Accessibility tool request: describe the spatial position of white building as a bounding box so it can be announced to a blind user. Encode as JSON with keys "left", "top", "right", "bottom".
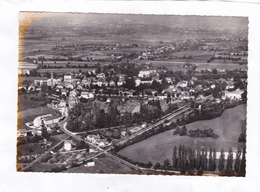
{"left": 33, "top": 114, "right": 59, "bottom": 128}
{"left": 222, "top": 90, "right": 244, "bottom": 100}
{"left": 96, "top": 73, "right": 105, "bottom": 79}
{"left": 80, "top": 92, "right": 95, "bottom": 99}
{"left": 84, "top": 161, "right": 95, "bottom": 167}
{"left": 64, "top": 140, "right": 73, "bottom": 151}
{"left": 138, "top": 69, "right": 157, "bottom": 78}
{"left": 86, "top": 134, "right": 100, "bottom": 143}
{"left": 64, "top": 73, "right": 73, "bottom": 83}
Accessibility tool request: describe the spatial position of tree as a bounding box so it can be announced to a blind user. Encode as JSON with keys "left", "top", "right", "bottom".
{"left": 177, "top": 145, "right": 182, "bottom": 170}
{"left": 212, "top": 148, "right": 217, "bottom": 172}
{"left": 226, "top": 148, "right": 234, "bottom": 175}
{"left": 218, "top": 148, "right": 225, "bottom": 173}
{"left": 41, "top": 121, "right": 50, "bottom": 139}
{"left": 179, "top": 126, "right": 187, "bottom": 136}
{"left": 238, "top": 133, "right": 246, "bottom": 143}
{"left": 241, "top": 91, "right": 247, "bottom": 101}
{"left": 147, "top": 162, "right": 153, "bottom": 168}
{"left": 172, "top": 146, "right": 178, "bottom": 169}
{"left": 154, "top": 162, "right": 161, "bottom": 169}
{"left": 180, "top": 145, "right": 187, "bottom": 174}
{"left": 201, "top": 148, "right": 207, "bottom": 171}
{"left": 125, "top": 78, "right": 135, "bottom": 90}
{"left": 76, "top": 140, "right": 89, "bottom": 150}
{"left": 240, "top": 147, "right": 246, "bottom": 176}
{"left": 208, "top": 147, "right": 213, "bottom": 171}
{"left": 234, "top": 147, "right": 241, "bottom": 174}
{"left": 163, "top": 159, "right": 170, "bottom": 169}
{"left": 173, "top": 126, "right": 181, "bottom": 135}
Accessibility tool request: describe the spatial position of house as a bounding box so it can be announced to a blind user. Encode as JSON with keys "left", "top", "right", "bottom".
{"left": 64, "top": 73, "right": 73, "bottom": 83}
{"left": 96, "top": 73, "right": 105, "bottom": 79}
{"left": 117, "top": 80, "right": 125, "bottom": 87}
{"left": 226, "top": 81, "right": 235, "bottom": 90}
{"left": 135, "top": 78, "right": 153, "bottom": 87}
{"left": 195, "top": 84, "right": 203, "bottom": 91}
{"left": 18, "top": 69, "right": 30, "bottom": 75}
{"left": 177, "top": 81, "right": 188, "bottom": 88}
{"left": 121, "top": 131, "right": 127, "bottom": 137}
{"left": 64, "top": 140, "right": 74, "bottom": 151}
{"left": 191, "top": 76, "right": 198, "bottom": 81}
{"left": 135, "top": 78, "right": 141, "bottom": 87}
{"left": 147, "top": 95, "right": 155, "bottom": 101}
{"left": 61, "top": 89, "right": 67, "bottom": 96}
{"left": 80, "top": 91, "right": 95, "bottom": 99}
{"left": 47, "top": 78, "right": 60, "bottom": 87}
{"left": 109, "top": 80, "right": 116, "bottom": 87}
{"left": 211, "top": 84, "right": 216, "bottom": 89}
{"left": 65, "top": 83, "right": 74, "bottom": 89}
{"left": 179, "top": 91, "right": 190, "bottom": 100}
{"left": 165, "top": 77, "right": 173, "bottom": 84}
{"left": 56, "top": 84, "right": 64, "bottom": 89}
{"left": 34, "top": 79, "right": 47, "bottom": 86}
{"left": 97, "top": 78, "right": 108, "bottom": 87}
{"left": 84, "top": 161, "right": 95, "bottom": 167}
{"left": 89, "top": 148, "right": 97, "bottom": 153}
{"left": 222, "top": 89, "right": 244, "bottom": 100}
{"left": 125, "top": 89, "right": 136, "bottom": 98}
{"left": 59, "top": 99, "right": 66, "bottom": 107}
{"left": 77, "top": 84, "right": 83, "bottom": 90}
{"left": 86, "top": 134, "right": 100, "bottom": 143}
{"left": 157, "top": 94, "right": 167, "bottom": 100}
{"left": 116, "top": 74, "right": 127, "bottom": 81}
{"left": 138, "top": 69, "right": 157, "bottom": 78}
{"left": 81, "top": 77, "right": 93, "bottom": 87}
{"left": 27, "top": 85, "right": 36, "bottom": 92}
{"left": 106, "top": 98, "right": 111, "bottom": 103}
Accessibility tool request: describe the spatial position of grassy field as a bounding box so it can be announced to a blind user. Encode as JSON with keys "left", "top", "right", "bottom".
{"left": 38, "top": 67, "right": 97, "bottom": 73}
{"left": 138, "top": 59, "right": 247, "bottom": 71}
{"left": 118, "top": 104, "right": 246, "bottom": 165}
{"left": 18, "top": 94, "right": 45, "bottom": 111}
{"left": 195, "top": 62, "right": 248, "bottom": 71}
{"left": 63, "top": 156, "right": 135, "bottom": 174}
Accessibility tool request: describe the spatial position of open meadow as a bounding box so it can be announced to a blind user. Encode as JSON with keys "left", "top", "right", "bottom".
{"left": 118, "top": 104, "right": 246, "bottom": 165}
{"left": 63, "top": 156, "right": 136, "bottom": 174}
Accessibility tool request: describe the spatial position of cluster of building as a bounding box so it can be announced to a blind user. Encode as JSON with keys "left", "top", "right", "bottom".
{"left": 85, "top": 134, "right": 111, "bottom": 148}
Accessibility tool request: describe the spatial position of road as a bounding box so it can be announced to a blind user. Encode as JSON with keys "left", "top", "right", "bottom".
{"left": 60, "top": 122, "right": 141, "bottom": 170}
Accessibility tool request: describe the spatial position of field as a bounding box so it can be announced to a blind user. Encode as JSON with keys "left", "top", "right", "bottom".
{"left": 63, "top": 156, "right": 136, "bottom": 174}
{"left": 118, "top": 104, "right": 246, "bottom": 165}
{"left": 137, "top": 59, "right": 247, "bottom": 72}
{"left": 38, "top": 67, "right": 97, "bottom": 73}
{"left": 195, "top": 62, "right": 248, "bottom": 71}
{"left": 18, "top": 94, "right": 45, "bottom": 111}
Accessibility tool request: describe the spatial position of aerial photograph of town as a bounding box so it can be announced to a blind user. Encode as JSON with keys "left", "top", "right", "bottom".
{"left": 17, "top": 12, "right": 248, "bottom": 176}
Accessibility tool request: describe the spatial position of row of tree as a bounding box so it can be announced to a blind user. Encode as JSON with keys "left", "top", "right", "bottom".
{"left": 164, "top": 146, "right": 245, "bottom": 176}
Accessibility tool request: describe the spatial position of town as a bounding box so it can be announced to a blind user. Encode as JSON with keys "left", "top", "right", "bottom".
{"left": 17, "top": 13, "right": 247, "bottom": 176}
